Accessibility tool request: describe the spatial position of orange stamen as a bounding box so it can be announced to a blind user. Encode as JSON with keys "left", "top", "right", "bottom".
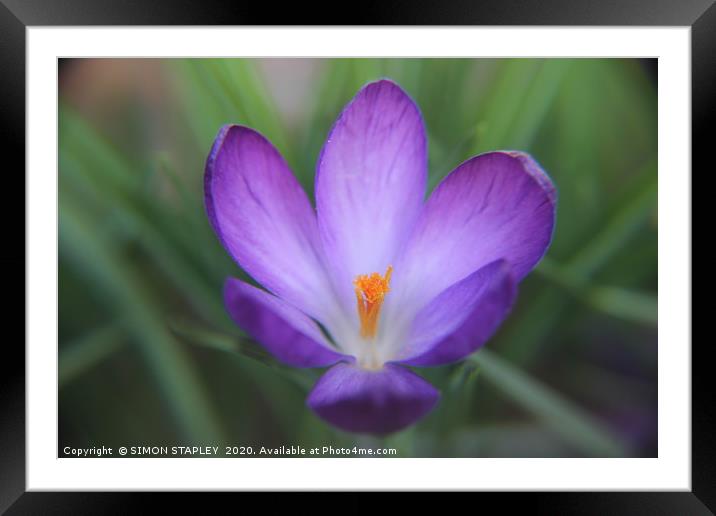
{"left": 353, "top": 266, "right": 393, "bottom": 339}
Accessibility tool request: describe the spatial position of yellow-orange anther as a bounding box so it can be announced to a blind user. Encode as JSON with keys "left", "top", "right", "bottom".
{"left": 353, "top": 266, "right": 393, "bottom": 339}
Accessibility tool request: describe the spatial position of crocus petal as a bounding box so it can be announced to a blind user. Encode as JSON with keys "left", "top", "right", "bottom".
{"left": 396, "top": 260, "right": 517, "bottom": 366}
{"left": 315, "top": 79, "right": 427, "bottom": 314}
{"left": 206, "top": 125, "right": 334, "bottom": 321}
{"left": 307, "top": 362, "right": 439, "bottom": 434}
{"left": 224, "top": 278, "right": 348, "bottom": 368}
{"left": 395, "top": 151, "right": 556, "bottom": 310}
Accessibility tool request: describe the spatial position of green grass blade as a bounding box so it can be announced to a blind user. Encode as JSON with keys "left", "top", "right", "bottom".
{"left": 588, "top": 287, "right": 658, "bottom": 326}
{"left": 60, "top": 108, "right": 228, "bottom": 322}
{"left": 470, "top": 349, "right": 627, "bottom": 457}
{"left": 60, "top": 198, "right": 226, "bottom": 444}
{"left": 170, "top": 321, "right": 315, "bottom": 392}
{"left": 471, "top": 59, "right": 543, "bottom": 153}
{"left": 500, "top": 164, "right": 657, "bottom": 363}
{"left": 535, "top": 258, "right": 657, "bottom": 326}
{"left": 568, "top": 161, "right": 657, "bottom": 277}
{"left": 59, "top": 325, "right": 125, "bottom": 388}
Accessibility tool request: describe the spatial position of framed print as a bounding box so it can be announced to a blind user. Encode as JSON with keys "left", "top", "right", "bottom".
{"left": 2, "top": 0, "right": 710, "bottom": 511}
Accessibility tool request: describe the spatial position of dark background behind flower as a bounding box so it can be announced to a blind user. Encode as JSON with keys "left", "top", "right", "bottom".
{"left": 58, "top": 58, "right": 657, "bottom": 457}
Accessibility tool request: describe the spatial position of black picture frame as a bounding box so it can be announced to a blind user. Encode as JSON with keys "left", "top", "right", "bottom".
{"left": 2, "top": 0, "right": 708, "bottom": 512}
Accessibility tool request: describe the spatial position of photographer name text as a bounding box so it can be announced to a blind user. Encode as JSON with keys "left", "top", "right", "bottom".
{"left": 62, "top": 445, "right": 397, "bottom": 457}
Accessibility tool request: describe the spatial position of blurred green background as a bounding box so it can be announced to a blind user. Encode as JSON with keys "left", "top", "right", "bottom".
{"left": 58, "top": 58, "right": 657, "bottom": 457}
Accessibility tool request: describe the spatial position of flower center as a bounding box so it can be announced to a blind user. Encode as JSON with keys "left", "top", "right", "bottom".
{"left": 353, "top": 266, "right": 393, "bottom": 340}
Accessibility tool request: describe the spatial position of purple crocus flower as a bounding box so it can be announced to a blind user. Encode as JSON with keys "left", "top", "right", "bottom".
{"left": 205, "top": 79, "right": 556, "bottom": 434}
